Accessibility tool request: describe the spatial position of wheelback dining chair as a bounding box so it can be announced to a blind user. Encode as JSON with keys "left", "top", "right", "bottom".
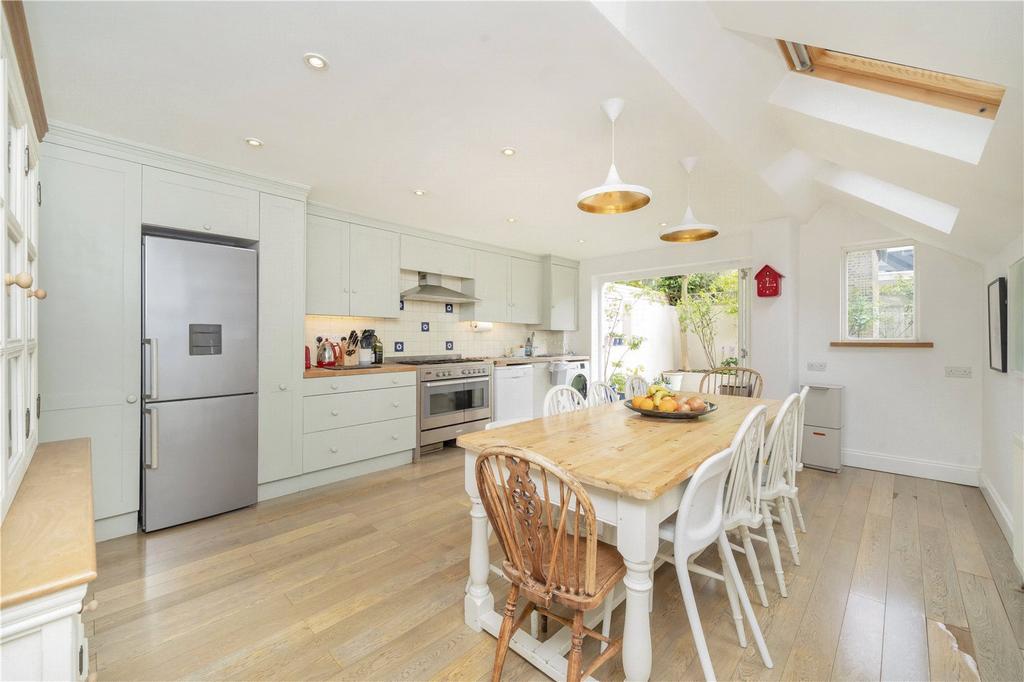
{"left": 790, "top": 385, "right": 811, "bottom": 533}
{"left": 699, "top": 367, "right": 764, "bottom": 399}
{"left": 658, "top": 445, "right": 773, "bottom": 681}
{"left": 588, "top": 381, "right": 619, "bottom": 406}
{"left": 623, "top": 375, "right": 649, "bottom": 400}
{"left": 759, "top": 393, "right": 803, "bottom": 569}
{"left": 543, "top": 384, "right": 587, "bottom": 416}
{"left": 476, "top": 446, "right": 625, "bottom": 682}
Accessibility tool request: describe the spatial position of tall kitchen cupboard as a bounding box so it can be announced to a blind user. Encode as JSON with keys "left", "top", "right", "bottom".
{"left": 537, "top": 257, "right": 578, "bottom": 331}
{"left": 257, "top": 194, "right": 305, "bottom": 484}
{"left": 38, "top": 144, "right": 142, "bottom": 536}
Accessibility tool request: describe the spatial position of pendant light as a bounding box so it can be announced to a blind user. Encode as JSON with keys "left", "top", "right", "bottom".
{"left": 577, "top": 98, "right": 652, "bottom": 214}
{"left": 659, "top": 157, "right": 719, "bottom": 242}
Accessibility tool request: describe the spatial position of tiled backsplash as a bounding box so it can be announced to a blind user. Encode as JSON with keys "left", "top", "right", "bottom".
{"left": 305, "top": 271, "right": 566, "bottom": 359}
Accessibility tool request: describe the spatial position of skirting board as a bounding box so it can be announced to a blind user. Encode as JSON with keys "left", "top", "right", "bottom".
{"left": 979, "top": 473, "right": 1014, "bottom": 546}
{"left": 842, "top": 448, "right": 978, "bottom": 486}
{"left": 94, "top": 511, "right": 139, "bottom": 542}
{"left": 258, "top": 450, "right": 413, "bottom": 502}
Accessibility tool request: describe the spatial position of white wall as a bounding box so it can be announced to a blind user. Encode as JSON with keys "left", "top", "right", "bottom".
{"left": 799, "top": 204, "right": 984, "bottom": 484}
{"left": 979, "top": 233, "right": 1024, "bottom": 560}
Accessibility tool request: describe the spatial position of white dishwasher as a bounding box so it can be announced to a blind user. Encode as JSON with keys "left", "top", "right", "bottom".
{"left": 494, "top": 364, "right": 535, "bottom": 422}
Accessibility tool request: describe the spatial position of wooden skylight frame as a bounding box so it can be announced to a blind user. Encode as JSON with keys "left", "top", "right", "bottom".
{"left": 777, "top": 40, "right": 1005, "bottom": 119}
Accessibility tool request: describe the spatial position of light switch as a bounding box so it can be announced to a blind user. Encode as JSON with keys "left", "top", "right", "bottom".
{"left": 807, "top": 361, "right": 826, "bottom": 372}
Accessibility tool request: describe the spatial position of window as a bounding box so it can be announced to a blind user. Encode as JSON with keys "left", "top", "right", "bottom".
{"left": 777, "top": 40, "right": 1005, "bottom": 119}
{"left": 843, "top": 243, "right": 916, "bottom": 340}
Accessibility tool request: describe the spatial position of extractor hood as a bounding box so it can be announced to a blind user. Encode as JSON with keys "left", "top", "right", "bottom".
{"left": 400, "top": 272, "right": 480, "bottom": 304}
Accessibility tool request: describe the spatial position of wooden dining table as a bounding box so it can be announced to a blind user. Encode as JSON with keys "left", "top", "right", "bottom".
{"left": 457, "top": 393, "right": 780, "bottom": 682}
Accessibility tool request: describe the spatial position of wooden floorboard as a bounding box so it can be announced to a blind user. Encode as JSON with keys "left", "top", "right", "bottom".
{"left": 88, "top": 455, "right": 1023, "bottom": 681}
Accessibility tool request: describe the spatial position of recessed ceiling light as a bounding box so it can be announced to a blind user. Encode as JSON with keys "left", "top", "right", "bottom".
{"left": 244, "top": 137, "right": 264, "bottom": 148}
{"left": 501, "top": 147, "right": 516, "bottom": 157}
{"left": 413, "top": 189, "right": 426, "bottom": 196}
{"left": 506, "top": 217, "right": 517, "bottom": 223}
{"left": 303, "top": 53, "right": 329, "bottom": 70}
{"left": 659, "top": 222, "right": 668, "bottom": 227}
{"left": 577, "top": 239, "right": 585, "bottom": 244}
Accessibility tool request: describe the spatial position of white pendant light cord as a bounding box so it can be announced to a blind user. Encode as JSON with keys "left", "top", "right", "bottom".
{"left": 610, "top": 117, "right": 616, "bottom": 166}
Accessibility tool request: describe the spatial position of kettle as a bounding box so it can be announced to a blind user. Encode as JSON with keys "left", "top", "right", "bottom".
{"left": 315, "top": 336, "right": 336, "bottom": 367}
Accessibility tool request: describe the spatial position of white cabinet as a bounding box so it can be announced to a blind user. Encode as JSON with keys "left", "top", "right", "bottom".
{"left": 305, "top": 215, "right": 399, "bottom": 318}
{"left": 142, "top": 167, "right": 259, "bottom": 240}
{"left": 350, "top": 224, "right": 400, "bottom": 318}
{"left": 509, "top": 257, "right": 542, "bottom": 324}
{"left": 39, "top": 144, "right": 142, "bottom": 523}
{"left": 462, "top": 250, "right": 510, "bottom": 322}
{"left": 538, "top": 259, "right": 578, "bottom": 331}
{"left": 400, "top": 234, "right": 473, "bottom": 278}
{"left": 257, "top": 194, "right": 305, "bottom": 484}
{"left": 306, "top": 216, "right": 349, "bottom": 315}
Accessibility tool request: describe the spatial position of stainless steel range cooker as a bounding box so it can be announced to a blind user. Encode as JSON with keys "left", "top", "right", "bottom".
{"left": 395, "top": 355, "right": 492, "bottom": 456}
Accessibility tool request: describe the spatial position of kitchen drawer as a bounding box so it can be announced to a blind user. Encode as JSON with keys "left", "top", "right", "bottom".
{"left": 803, "top": 384, "right": 843, "bottom": 428}
{"left": 142, "top": 167, "right": 259, "bottom": 240}
{"left": 303, "top": 370, "right": 415, "bottom": 396}
{"left": 422, "top": 418, "right": 487, "bottom": 446}
{"left": 802, "top": 425, "right": 841, "bottom": 473}
{"left": 303, "top": 416, "right": 416, "bottom": 473}
{"left": 303, "top": 386, "right": 415, "bottom": 433}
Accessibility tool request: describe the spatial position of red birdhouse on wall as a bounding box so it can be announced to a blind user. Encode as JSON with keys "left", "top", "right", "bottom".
{"left": 755, "top": 265, "right": 783, "bottom": 297}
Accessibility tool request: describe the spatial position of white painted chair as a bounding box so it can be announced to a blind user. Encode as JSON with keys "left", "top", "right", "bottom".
{"left": 791, "top": 385, "right": 810, "bottom": 533}
{"left": 623, "top": 375, "right": 649, "bottom": 400}
{"left": 760, "top": 393, "right": 802, "bottom": 569}
{"left": 543, "top": 385, "right": 586, "bottom": 416}
{"left": 658, "top": 446, "right": 773, "bottom": 681}
{"left": 588, "top": 381, "right": 619, "bottom": 406}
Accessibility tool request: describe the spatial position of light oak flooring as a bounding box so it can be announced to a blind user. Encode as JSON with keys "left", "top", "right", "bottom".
{"left": 86, "top": 450, "right": 1024, "bottom": 681}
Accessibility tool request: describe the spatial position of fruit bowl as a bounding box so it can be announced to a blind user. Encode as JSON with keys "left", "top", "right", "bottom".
{"left": 624, "top": 400, "right": 718, "bottom": 420}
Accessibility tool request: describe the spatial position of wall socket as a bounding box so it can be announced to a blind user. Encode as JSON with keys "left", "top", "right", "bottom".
{"left": 944, "top": 366, "right": 972, "bottom": 379}
{"left": 807, "top": 361, "right": 827, "bottom": 372}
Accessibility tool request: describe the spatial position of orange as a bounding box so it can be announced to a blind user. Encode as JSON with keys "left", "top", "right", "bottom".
{"left": 639, "top": 398, "right": 655, "bottom": 411}
{"left": 659, "top": 398, "right": 678, "bottom": 413}
{"left": 631, "top": 396, "right": 643, "bottom": 408}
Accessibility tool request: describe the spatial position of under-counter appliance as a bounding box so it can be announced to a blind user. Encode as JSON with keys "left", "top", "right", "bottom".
{"left": 550, "top": 359, "right": 590, "bottom": 399}
{"left": 494, "top": 364, "right": 535, "bottom": 422}
{"left": 141, "top": 236, "right": 258, "bottom": 531}
{"left": 801, "top": 384, "right": 843, "bottom": 473}
{"left": 397, "top": 355, "right": 492, "bottom": 455}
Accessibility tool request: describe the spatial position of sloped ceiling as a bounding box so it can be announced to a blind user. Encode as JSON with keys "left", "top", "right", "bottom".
{"left": 25, "top": 1, "right": 1023, "bottom": 262}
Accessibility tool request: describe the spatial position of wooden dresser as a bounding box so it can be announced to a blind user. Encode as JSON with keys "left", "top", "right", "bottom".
{"left": 1, "top": 438, "right": 97, "bottom": 681}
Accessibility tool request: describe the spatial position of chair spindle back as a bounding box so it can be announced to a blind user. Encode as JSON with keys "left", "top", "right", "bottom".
{"left": 699, "top": 367, "right": 764, "bottom": 398}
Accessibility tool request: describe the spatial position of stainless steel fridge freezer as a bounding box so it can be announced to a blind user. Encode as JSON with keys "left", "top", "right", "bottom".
{"left": 141, "top": 235, "right": 258, "bottom": 531}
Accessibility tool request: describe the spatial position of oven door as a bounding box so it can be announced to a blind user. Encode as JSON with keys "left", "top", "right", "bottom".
{"left": 421, "top": 378, "right": 466, "bottom": 430}
{"left": 460, "top": 377, "right": 492, "bottom": 422}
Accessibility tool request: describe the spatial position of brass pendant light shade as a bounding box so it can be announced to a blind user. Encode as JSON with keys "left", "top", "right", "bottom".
{"left": 577, "top": 98, "right": 651, "bottom": 215}
{"left": 659, "top": 157, "right": 719, "bottom": 243}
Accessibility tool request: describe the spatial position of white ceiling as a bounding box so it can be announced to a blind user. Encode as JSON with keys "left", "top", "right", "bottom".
{"left": 25, "top": 1, "right": 1024, "bottom": 263}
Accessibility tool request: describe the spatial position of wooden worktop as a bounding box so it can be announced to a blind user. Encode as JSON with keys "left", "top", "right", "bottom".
{"left": 303, "top": 364, "right": 415, "bottom": 379}
{"left": 491, "top": 355, "right": 590, "bottom": 366}
{"left": 457, "top": 394, "right": 779, "bottom": 500}
{"left": 1, "top": 438, "right": 97, "bottom": 609}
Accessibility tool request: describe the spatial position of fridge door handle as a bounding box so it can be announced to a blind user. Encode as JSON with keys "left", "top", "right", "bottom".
{"left": 143, "top": 338, "right": 160, "bottom": 400}
{"left": 144, "top": 406, "right": 159, "bottom": 469}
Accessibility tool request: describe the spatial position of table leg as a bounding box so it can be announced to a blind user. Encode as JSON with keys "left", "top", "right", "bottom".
{"left": 465, "top": 452, "right": 494, "bottom": 631}
{"left": 617, "top": 497, "right": 660, "bottom": 682}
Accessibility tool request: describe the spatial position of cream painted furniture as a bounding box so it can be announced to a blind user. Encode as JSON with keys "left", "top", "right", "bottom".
{"left": 538, "top": 256, "right": 578, "bottom": 331}
{"left": 475, "top": 446, "right": 625, "bottom": 682}
{"left": 509, "top": 257, "right": 542, "bottom": 324}
{"left": 458, "top": 394, "right": 780, "bottom": 682}
{"left": 1, "top": 438, "right": 96, "bottom": 681}
{"left": 543, "top": 385, "right": 586, "bottom": 416}
{"left": 624, "top": 375, "right": 649, "bottom": 400}
{"left": 400, "top": 233, "right": 473, "bottom": 278}
{"left": 39, "top": 136, "right": 309, "bottom": 539}
{"left": 699, "top": 367, "right": 764, "bottom": 399}
{"left": 791, "top": 385, "right": 811, "bottom": 532}
{"left": 588, "top": 381, "right": 619, "bottom": 406}
{"left": 464, "top": 250, "right": 511, "bottom": 322}
{"left": 306, "top": 214, "right": 400, "bottom": 318}
{"left": 659, "top": 445, "right": 773, "bottom": 681}
{"left": 0, "top": 9, "right": 44, "bottom": 521}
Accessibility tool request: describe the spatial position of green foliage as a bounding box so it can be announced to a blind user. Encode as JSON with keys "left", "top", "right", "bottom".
{"left": 676, "top": 271, "right": 739, "bottom": 368}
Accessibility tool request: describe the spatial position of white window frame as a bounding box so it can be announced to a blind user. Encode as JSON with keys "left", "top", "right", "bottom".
{"left": 840, "top": 239, "right": 920, "bottom": 342}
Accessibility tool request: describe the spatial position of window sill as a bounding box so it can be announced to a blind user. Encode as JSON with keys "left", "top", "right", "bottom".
{"left": 830, "top": 341, "right": 934, "bottom": 348}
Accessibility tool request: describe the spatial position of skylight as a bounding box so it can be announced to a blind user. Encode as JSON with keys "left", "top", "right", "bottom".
{"left": 777, "top": 41, "right": 1005, "bottom": 119}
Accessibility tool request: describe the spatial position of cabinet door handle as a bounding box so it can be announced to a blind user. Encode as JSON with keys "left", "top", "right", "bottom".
{"left": 203, "top": 224, "right": 212, "bottom": 231}
{"left": 144, "top": 407, "right": 159, "bottom": 469}
{"left": 143, "top": 338, "right": 159, "bottom": 400}
{"left": 329, "top": 447, "right": 339, "bottom": 454}
{"left": 391, "top": 434, "right": 399, "bottom": 440}
{"left": 330, "top": 409, "right": 339, "bottom": 416}
{"left": 330, "top": 383, "right": 339, "bottom": 390}
{"left": 126, "top": 394, "right": 138, "bottom": 404}
{"left": 391, "top": 378, "right": 399, "bottom": 384}
{"left": 392, "top": 401, "right": 399, "bottom": 408}
{"left": 278, "top": 383, "right": 287, "bottom": 391}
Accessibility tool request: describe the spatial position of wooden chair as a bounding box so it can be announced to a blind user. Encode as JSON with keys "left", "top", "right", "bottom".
{"left": 623, "top": 375, "right": 649, "bottom": 400}
{"left": 760, "top": 393, "right": 802, "bottom": 569}
{"left": 588, "top": 381, "right": 619, "bottom": 406}
{"left": 543, "top": 385, "right": 586, "bottom": 416}
{"left": 658, "top": 446, "right": 773, "bottom": 680}
{"left": 791, "top": 385, "right": 810, "bottom": 533}
{"left": 699, "top": 367, "right": 764, "bottom": 398}
{"left": 476, "top": 446, "right": 625, "bottom": 682}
